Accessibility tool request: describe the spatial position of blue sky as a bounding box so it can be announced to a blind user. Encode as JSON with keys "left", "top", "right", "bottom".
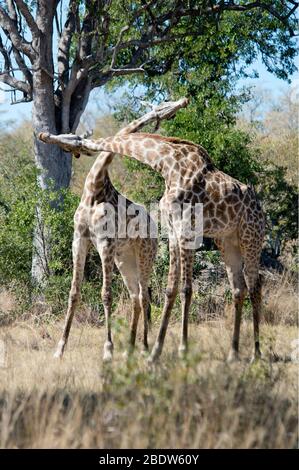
{"left": 1, "top": 55, "right": 298, "bottom": 128}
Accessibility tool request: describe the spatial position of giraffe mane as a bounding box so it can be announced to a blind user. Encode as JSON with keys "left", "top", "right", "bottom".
{"left": 133, "top": 133, "right": 199, "bottom": 147}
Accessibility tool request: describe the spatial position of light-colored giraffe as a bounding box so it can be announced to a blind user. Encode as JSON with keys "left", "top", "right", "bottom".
{"left": 48, "top": 99, "right": 188, "bottom": 362}
{"left": 40, "top": 117, "right": 265, "bottom": 364}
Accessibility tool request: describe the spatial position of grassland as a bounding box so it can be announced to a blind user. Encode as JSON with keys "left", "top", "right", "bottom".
{"left": 0, "top": 310, "right": 297, "bottom": 449}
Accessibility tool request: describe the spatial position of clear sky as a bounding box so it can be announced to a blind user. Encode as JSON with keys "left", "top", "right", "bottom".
{"left": 1, "top": 56, "right": 298, "bottom": 129}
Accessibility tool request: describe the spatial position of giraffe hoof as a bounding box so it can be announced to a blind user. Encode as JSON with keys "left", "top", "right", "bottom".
{"left": 53, "top": 340, "right": 65, "bottom": 359}
{"left": 250, "top": 352, "right": 262, "bottom": 364}
{"left": 178, "top": 345, "right": 187, "bottom": 359}
{"left": 148, "top": 350, "right": 160, "bottom": 365}
{"left": 141, "top": 347, "right": 149, "bottom": 358}
{"left": 103, "top": 351, "right": 113, "bottom": 363}
{"left": 227, "top": 349, "right": 239, "bottom": 363}
{"left": 53, "top": 350, "right": 63, "bottom": 359}
{"left": 103, "top": 341, "right": 113, "bottom": 362}
{"left": 147, "top": 356, "right": 158, "bottom": 371}
{"left": 123, "top": 342, "right": 136, "bottom": 359}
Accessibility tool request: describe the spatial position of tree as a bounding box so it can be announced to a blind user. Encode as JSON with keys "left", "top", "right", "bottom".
{"left": 0, "top": 0, "right": 298, "bottom": 283}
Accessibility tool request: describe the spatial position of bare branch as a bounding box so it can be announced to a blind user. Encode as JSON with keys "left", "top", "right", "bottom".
{"left": 0, "top": 5, "right": 36, "bottom": 61}
{"left": 57, "top": 0, "right": 78, "bottom": 83}
{"left": 10, "top": 95, "right": 32, "bottom": 104}
{"left": 13, "top": 0, "right": 39, "bottom": 37}
{"left": 12, "top": 46, "right": 33, "bottom": 88}
{"left": 0, "top": 34, "right": 10, "bottom": 71}
{"left": 110, "top": 25, "right": 129, "bottom": 69}
{"left": 182, "top": 1, "right": 298, "bottom": 37}
{"left": 78, "top": 0, "right": 97, "bottom": 61}
{"left": 6, "top": 0, "right": 17, "bottom": 21}
{"left": 0, "top": 70, "right": 31, "bottom": 94}
{"left": 110, "top": 65, "right": 146, "bottom": 76}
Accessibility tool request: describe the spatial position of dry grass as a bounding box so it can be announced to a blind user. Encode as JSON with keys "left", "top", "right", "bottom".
{"left": 0, "top": 314, "right": 297, "bottom": 449}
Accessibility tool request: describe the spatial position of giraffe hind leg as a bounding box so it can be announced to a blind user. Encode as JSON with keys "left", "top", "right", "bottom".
{"left": 178, "top": 244, "right": 194, "bottom": 358}
{"left": 54, "top": 233, "right": 89, "bottom": 359}
{"left": 245, "top": 265, "right": 263, "bottom": 362}
{"left": 217, "top": 236, "right": 247, "bottom": 362}
{"left": 241, "top": 242, "right": 263, "bottom": 362}
{"left": 115, "top": 249, "right": 142, "bottom": 354}
{"left": 139, "top": 278, "right": 150, "bottom": 352}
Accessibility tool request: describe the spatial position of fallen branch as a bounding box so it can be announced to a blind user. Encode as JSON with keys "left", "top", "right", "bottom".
{"left": 38, "top": 97, "right": 189, "bottom": 158}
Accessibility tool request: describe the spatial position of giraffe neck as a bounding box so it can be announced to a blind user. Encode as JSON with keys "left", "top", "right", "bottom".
{"left": 81, "top": 153, "right": 116, "bottom": 204}
{"left": 94, "top": 133, "right": 182, "bottom": 181}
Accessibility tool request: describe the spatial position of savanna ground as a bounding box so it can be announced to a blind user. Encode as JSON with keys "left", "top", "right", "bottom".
{"left": 0, "top": 269, "right": 297, "bottom": 449}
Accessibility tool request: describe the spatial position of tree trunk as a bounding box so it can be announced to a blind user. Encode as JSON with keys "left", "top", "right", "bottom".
{"left": 31, "top": 70, "right": 72, "bottom": 285}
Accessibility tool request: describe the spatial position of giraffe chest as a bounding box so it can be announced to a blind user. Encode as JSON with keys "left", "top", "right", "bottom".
{"left": 162, "top": 181, "right": 243, "bottom": 238}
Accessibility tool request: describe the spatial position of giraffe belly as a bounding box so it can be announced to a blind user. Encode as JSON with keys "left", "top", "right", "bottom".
{"left": 203, "top": 219, "right": 238, "bottom": 238}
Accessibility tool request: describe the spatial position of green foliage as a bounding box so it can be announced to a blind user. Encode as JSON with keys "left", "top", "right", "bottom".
{"left": 0, "top": 166, "right": 79, "bottom": 287}
{"left": 257, "top": 164, "right": 298, "bottom": 252}
{"left": 0, "top": 144, "right": 36, "bottom": 285}
{"left": 107, "top": 0, "right": 297, "bottom": 91}
{"left": 163, "top": 92, "right": 261, "bottom": 184}
{"left": 115, "top": 156, "right": 164, "bottom": 205}
{"left": 0, "top": 133, "right": 78, "bottom": 307}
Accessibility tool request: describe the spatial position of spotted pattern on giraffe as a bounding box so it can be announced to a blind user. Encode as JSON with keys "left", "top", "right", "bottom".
{"left": 89, "top": 132, "right": 265, "bottom": 363}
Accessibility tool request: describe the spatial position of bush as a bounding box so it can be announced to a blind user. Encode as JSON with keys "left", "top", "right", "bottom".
{"left": 0, "top": 129, "right": 84, "bottom": 313}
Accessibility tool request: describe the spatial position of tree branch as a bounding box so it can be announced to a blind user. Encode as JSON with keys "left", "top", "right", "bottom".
{"left": 183, "top": 1, "right": 298, "bottom": 37}
{"left": 0, "top": 70, "right": 31, "bottom": 94}
{"left": 0, "top": 5, "right": 36, "bottom": 61}
{"left": 13, "top": 0, "right": 40, "bottom": 37}
{"left": 110, "top": 65, "right": 146, "bottom": 76}
{"left": 0, "top": 34, "right": 11, "bottom": 71}
{"left": 110, "top": 25, "right": 129, "bottom": 69}
{"left": 11, "top": 45, "right": 33, "bottom": 90}
{"left": 57, "top": 0, "right": 78, "bottom": 84}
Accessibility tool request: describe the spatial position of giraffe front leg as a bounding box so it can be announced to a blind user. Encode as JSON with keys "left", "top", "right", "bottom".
{"left": 128, "top": 294, "right": 141, "bottom": 353}
{"left": 138, "top": 261, "right": 153, "bottom": 354}
{"left": 149, "top": 239, "right": 180, "bottom": 363}
{"left": 178, "top": 245, "right": 194, "bottom": 359}
{"left": 139, "top": 283, "right": 150, "bottom": 353}
{"left": 54, "top": 234, "right": 89, "bottom": 359}
{"left": 243, "top": 260, "right": 263, "bottom": 363}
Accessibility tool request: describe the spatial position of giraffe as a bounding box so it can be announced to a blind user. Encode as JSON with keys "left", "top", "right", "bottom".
{"left": 53, "top": 129, "right": 158, "bottom": 362}
{"left": 50, "top": 98, "right": 189, "bottom": 361}
{"left": 40, "top": 128, "right": 265, "bottom": 364}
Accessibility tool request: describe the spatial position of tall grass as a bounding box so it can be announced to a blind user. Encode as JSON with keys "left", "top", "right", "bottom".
{"left": 0, "top": 319, "right": 297, "bottom": 449}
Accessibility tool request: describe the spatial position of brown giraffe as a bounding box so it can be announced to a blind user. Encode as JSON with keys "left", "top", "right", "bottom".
{"left": 53, "top": 129, "right": 156, "bottom": 362}
{"left": 40, "top": 124, "right": 265, "bottom": 364}
{"left": 48, "top": 99, "right": 188, "bottom": 362}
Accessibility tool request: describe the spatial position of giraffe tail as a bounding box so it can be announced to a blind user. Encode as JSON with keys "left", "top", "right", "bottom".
{"left": 147, "top": 287, "right": 152, "bottom": 326}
